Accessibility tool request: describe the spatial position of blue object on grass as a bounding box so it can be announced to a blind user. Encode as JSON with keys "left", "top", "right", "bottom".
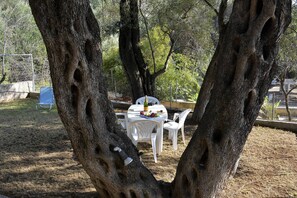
{"left": 36, "top": 87, "right": 55, "bottom": 110}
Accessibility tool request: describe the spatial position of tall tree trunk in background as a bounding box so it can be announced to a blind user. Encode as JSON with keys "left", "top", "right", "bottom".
{"left": 0, "top": 73, "right": 6, "bottom": 84}
{"left": 119, "top": 0, "right": 175, "bottom": 103}
{"left": 173, "top": 0, "right": 291, "bottom": 197}
{"left": 119, "top": 0, "right": 153, "bottom": 102}
{"left": 29, "top": 1, "right": 164, "bottom": 197}
{"left": 29, "top": 0, "right": 291, "bottom": 197}
{"left": 280, "top": 74, "right": 297, "bottom": 121}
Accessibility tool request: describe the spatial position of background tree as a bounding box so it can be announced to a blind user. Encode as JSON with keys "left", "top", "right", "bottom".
{"left": 29, "top": 0, "right": 291, "bottom": 198}
{"left": 277, "top": 3, "right": 297, "bottom": 121}
{"left": 119, "top": 0, "right": 177, "bottom": 102}
{"left": 279, "top": 66, "right": 297, "bottom": 121}
{"left": 0, "top": 0, "right": 47, "bottom": 85}
{"left": 119, "top": 0, "right": 212, "bottom": 102}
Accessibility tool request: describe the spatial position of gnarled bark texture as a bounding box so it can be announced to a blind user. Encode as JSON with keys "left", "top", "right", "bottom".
{"left": 29, "top": 0, "right": 291, "bottom": 198}
{"left": 173, "top": 1, "right": 291, "bottom": 197}
{"left": 29, "top": 1, "right": 165, "bottom": 197}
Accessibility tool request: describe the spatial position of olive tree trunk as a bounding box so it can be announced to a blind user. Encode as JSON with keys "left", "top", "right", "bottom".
{"left": 173, "top": 0, "right": 291, "bottom": 197}
{"left": 29, "top": 1, "right": 164, "bottom": 197}
{"left": 29, "top": 0, "right": 291, "bottom": 198}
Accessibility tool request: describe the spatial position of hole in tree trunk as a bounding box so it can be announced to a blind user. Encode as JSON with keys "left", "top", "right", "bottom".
{"left": 232, "top": 36, "right": 241, "bottom": 53}
{"left": 256, "top": 0, "right": 263, "bottom": 16}
{"left": 85, "top": 39, "right": 93, "bottom": 63}
{"left": 199, "top": 146, "right": 208, "bottom": 170}
{"left": 129, "top": 190, "right": 137, "bottom": 198}
{"left": 117, "top": 172, "right": 126, "bottom": 181}
{"left": 86, "top": 99, "right": 92, "bottom": 118}
{"left": 95, "top": 145, "right": 101, "bottom": 154}
{"left": 65, "top": 41, "right": 72, "bottom": 54}
{"left": 212, "top": 129, "right": 223, "bottom": 144}
{"left": 99, "top": 158, "right": 109, "bottom": 173}
{"left": 244, "top": 89, "right": 256, "bottom": 117}
{"left": 102, "top": 189, "right": 110, "bottom": 197}
{"left": 262, "top": 45, "right": 270, "bottom": 60}
{"left": 74, "top": 68, "right": 82, "bottom": 82}
{"left": 71, "top": 85, "right": 79, "bottom": 108}
{"left": 139, "top": 172, "right": 147, "bottom": 181}
{"left": 73, "top": 19, "right": 81, "bottom": 33}
{"left": 119, "top": 192, "right": 126, "bottom": 198}
{"left": 142, "top": 190, "right": 149, "bottom": 198}
{"left": 261, "top": 17, "right": 274, "bottom": 43}
{"left": 64, "top": 53, "right": 70, "bottom": 72}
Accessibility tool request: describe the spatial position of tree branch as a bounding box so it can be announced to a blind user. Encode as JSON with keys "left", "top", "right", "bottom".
{"left": 0, "top": 73, "right": 6, "bottom": 84}
{"left": 139, "top": 0, "right": 157, "bottom": 73}
{"left": 153, "top": 34, "right": 175, "bottom": 79}
{"left": 218, "top": 0, "right": 228, "bottom": 33}
{"left": 203, "top": 0, "right": 219, "bottom": 16}
{"left": 287, "top": 84, "right": 297, "bottom": 95}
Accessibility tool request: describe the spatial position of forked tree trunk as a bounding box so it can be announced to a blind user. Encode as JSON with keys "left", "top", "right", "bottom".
{"left": 119, "top": 0, "right": 176, "bottom": 102}
{"left": 29, "top": 1, "right": 164, "bottom": 197}
{"left": 119, "top": 0, "right": 153, "bottom": 102}
{"left": 29, "top": 0, "right": 291, "bottom": 198}
{"left": 173, "top": 1, "right": 291, "bottom": 197}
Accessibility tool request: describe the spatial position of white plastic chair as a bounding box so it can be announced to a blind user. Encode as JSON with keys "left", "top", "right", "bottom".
{"left": 164, "top": 109, "right": 191, "bottom": 150}
{"left": 127, "top": 120, "right": 161, "bottom": 163}
{"left": 135, "top": 96, "right": 160, "bottom": 105}
{"left": 116, "top": 112, "right": 128, "bottom": 130}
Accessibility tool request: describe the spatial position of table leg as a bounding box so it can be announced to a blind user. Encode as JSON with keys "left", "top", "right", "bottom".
{"left": 156, "top": 121, "right": 164, "bottom": 154}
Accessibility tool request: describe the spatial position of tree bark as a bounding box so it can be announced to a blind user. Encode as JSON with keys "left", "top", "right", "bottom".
{"left": 119, "top": 0, "right": 152, "bottom": 102}
{"left": 119, "top": 0, "right": 174, "bottom": 102}
{"left": 173, "top": 0, "right": 291, "bottom": 197}
{"left": 191, "top": 0, "right": 228, "bottom": 124}
{"left": 29, "top": 0, "right": 291, "bottom": 198}
{"left": 29, "top": 1, "right": 165, "bottom": 197}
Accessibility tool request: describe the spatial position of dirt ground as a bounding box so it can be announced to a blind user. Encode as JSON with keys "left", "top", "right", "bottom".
{"left": 0, "top": 99, "right": 296, "bottom": 198}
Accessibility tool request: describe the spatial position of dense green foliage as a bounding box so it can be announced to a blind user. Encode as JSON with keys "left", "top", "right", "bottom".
{"left": 278, "top": 3, "right": 297, "bottom": 79}
{"left": 0, "top": 0, "right": 47, "bottom": 86}
{"left": 1, "top": 0, "right": 296, "bottom": 103}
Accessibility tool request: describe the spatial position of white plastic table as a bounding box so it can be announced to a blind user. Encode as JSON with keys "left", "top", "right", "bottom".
{"left": 127, "top": 104, "right": 168, "bottom": 154}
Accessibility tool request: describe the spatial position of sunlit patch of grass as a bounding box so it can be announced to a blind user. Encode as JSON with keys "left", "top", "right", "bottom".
{"left": 0, "top": 99, "right": 36, "bottom": 110}
{"left": 0, "top": 98, "right": 57, "bottom": 113}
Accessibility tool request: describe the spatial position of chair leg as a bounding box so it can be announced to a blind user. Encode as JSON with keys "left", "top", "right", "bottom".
{"left": 181, "top": 126, "right": 186, "bottom": 145}
{"left": 168, "top": 130, "right": 173, "bottom": 140}
{"left": 151, "top": 138, "right": 157, "bottom": 163}
{"left": 172, "top": 129, "right": 178, "bottom": 150}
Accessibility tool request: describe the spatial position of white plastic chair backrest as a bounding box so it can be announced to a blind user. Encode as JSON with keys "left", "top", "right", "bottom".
{"left": 135, "top": 96, "right": 160, "bottom": 105}
{"left": 129, "top": 120, "right": 160, "bottom": 141}
{"left": 177, "top": 109, "right": 191, "bottom": 129}
{"left": 116, "top": 112, "right": 128, "bottom": 129}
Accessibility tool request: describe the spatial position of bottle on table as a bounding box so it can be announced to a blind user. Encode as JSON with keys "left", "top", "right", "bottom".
{"left": 144, "top": 95, "right": 148, "bottom": 112}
